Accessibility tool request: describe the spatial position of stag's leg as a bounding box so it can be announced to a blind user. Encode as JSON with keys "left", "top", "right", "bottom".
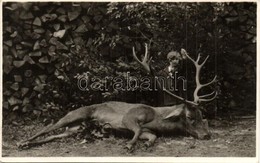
{"left": 18, "top": 107, "right": 92, "bottom": 149}
{"left": 18, "top": 125, "right": 81, "bottom": 149}
{"left": 122, "top": 118, "right": 141, "bottom": 150}
{"left": 122, "top": 107, "right": 155, "bottom": 150}
{"left": 139, "top": 131, "right": 157, "bottom": 148}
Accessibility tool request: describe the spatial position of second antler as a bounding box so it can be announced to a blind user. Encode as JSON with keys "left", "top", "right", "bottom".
{"left": 181, "top": 49, "right": 217, "bottom": 104}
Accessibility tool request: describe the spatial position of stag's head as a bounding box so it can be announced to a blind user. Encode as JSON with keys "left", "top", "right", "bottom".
{"left": 184, "top": 105, "right": 211, "bottom": 140}
{"left": 178, "top": 49, "right": 216, "bottom": 139}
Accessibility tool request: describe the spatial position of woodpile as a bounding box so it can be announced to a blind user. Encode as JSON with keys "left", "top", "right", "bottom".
{"left": 3, "top": 2, "right": 108, "bottom": 115}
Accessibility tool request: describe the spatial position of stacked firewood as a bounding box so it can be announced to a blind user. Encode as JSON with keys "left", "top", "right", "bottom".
{"left": 2, "top": 2, "right": 109, "bottom": 116}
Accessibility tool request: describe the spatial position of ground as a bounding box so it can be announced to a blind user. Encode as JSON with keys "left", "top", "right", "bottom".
{"left": 2, "top": 117, "right": 256, "bottom": 157}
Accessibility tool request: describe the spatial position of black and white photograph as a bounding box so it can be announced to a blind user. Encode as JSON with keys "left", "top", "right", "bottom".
{"left": 1, "top": 1, "right": 258, "bottom": 162}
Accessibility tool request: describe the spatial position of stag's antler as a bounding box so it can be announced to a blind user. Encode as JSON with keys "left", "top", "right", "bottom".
{"left": 181, "top": 49, "right": 217, "bottom": 104}
{"left": 132, "top": 43, "right": 152, "bottom": 73}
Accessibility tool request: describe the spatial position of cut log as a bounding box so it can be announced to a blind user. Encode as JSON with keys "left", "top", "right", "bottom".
{"left": 39, "top": 56, "right": 49, "bottom": 63}
{"left": 56, "top": 7, "right": 66, "bottom": 14}
{"left": 3, "top": 44, "right": 9, "bottom": 54}
{"left": 48, "top": 46, "right": 56, "bottom": 56}
{"left": 45, "top": 30, "right": 52, "bottom": 40}
{"left": 14, "top": 75, "right": 22, "bottom": 82}
{"left": 5, "top": 26, "right": 13, "bottom": 33}
{"left": 33, "top": 6, "right": 40, "bottom": 11}
{"left": 22, "top": 97, "right": 30, "bottom": 106}
{"left": 40, "top": 39, "right": 48, "bottom": 47}
{"left": 68, "top": 11, "right": 80, "bottom": 21}
{"left": 33, "top": 17, "right": 42, "bottom": 26}
{"left": 8, "top": 96, "right": 22, "bottom": 106}
{"left": 24, "top": 20, "right": 33, "bottom": 25}
{"left": 10, "top": 82, "right": 19, "bottom": 91}
{"left": 65, "top": 36, "right": 73, "bottom": 45}
{"left": 21, "top": 41, "right": 33, "bottom": 47}
{"left": 21, "top": 87, "right": 29, "bottom": 97}
{"left": 50, "top": 55, "right": 58, "bottom": 62}
{"left": 3, "top": 102, "right": 9, "bottom": 109}
{"left": 73, "top": 37, "right": 84, "bottom": 45}
{"left": 53, "top": 29, "right": 66, "bottom": 38}
{"left": 19, "top": 11, "right": 34, "bottom": 20}
{"left": 81, "top": 15, "right": 90, "bottom": 23}
{"left": 3, "top": 90, "right": 12, "bottom": 96}
{"left": 53, "top": 23, "right": 61, "bottom": 31}
{"left": 29, "top": 51, "right": 42, "bottom": 57}
{"left": 41, "top": 14, "right": 58, "bottom": 22}
{"left": 34, "top": 28, "right": 45, "bottom": 34}
{"left": 49, "top": 37, "right": 58, "bottom": 45}
{"left": 16, "top": 44, "right": 23, "bottom": 50}
{"left": 33, "top": 40, "right": 40, "bottom": 50}
{"left": 56, "top": 41, "right": 68, "bottom": 50}
{"left": 75, "top": 24, "right": 88, "bottom": 33}
{"left": 13, "top": 106, "right": 20, "bottom": 111}
{"left": 10, "top": 31, "right": 18, "bottom": 38}
{"left": 3, "top": 55, "right": 13, "bottom": 74}
{"left": 87, "top": 38, "right": 93, "bottom": 46}
{"left": 22, "top": 2, "right": 32, "bottom": 10}
{"left": 37, "top": 63, "right": 45, "bottom": 69}
{"left": 58, "top": 15, "right": 67, "bottom": 22}
{"left": 31, "top": 32, "right": 41, "bottom": 40}
{"left": 33, "top": 84, "right": 45, "bottom": 92}
{"left": 4, "top": 40, "right": 13, "bottom": 47}
{"left": 17, "top": 50, "right": 27, "bottom": 59}
{"left": 24, "top": 55, "right": 35, "bottom": 64}
{"left": 13, "top": 60, "right": 26, "bottom": 68}
{"left": 5, "top": 5, "right": 17, "bottom": 11}
{"left": 38, "top": 75, "right": 47, "bottom": 83}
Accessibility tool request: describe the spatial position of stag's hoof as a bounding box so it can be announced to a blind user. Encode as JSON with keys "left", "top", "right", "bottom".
{"left": 17, "top": 141, "right": 30, "bottom": 150}
{"left": 144, "top": 142, "right": 152, "bottom": 149}
{"left": 124, "top": 144, "right": 134, "bottom": 153}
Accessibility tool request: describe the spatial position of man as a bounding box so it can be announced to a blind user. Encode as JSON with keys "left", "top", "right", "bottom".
{"left": 156, "top": 50, "right": 187, "bottom": 106}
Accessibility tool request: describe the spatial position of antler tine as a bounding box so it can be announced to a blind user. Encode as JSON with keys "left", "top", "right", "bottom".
{"left": 200, "top": 55, "right": 209, "bottom": 67}
{"left": 163, "top": 88, "right": 198, "bottom": 106}
{"left": 184, "top": 52, "right": 196, "bottom": 64}
{"left": 132, "top": 43, "right": 151, "bottom": 73}
{"left": 143, "top": 43, "right": 149, "bottom": 63}
{"left": 201, "top": 75, "right": 217, "bottom": 88}
{"left": 198, "top": 91, "right": 218, "bottom": 102}
{"left": 196, "top": 53, "right": 201, "bottom": 63}
{"left": 132, "top": 47, "right": 142, "bottom": 64}
{"left": 198, "top": 91, "right": 215, "bottom": 98}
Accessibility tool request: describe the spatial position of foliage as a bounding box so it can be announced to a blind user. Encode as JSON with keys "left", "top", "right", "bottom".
{"left": 2, "top": 2, "right": 256, "bottom": 122}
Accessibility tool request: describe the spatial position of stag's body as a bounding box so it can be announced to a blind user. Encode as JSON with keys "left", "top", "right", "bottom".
{"left": 18, "top": 101, "right": 209, "bottom": 150}
{"left": 91, "top": 101, "right": 182, "bottom": 132}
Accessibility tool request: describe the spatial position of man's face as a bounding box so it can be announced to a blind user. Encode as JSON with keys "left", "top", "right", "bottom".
{"left": 169, "top": 55, "right": 180, "bottom": 67}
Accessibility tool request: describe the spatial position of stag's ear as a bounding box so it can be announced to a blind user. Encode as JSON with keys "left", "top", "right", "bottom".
{"left": 163, "top": 107, "right": 185, "bottom": 120}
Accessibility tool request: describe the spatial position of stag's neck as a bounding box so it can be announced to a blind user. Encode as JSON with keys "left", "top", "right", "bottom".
{"left": 153, "top": 104, "right": 186, "bottom": 114}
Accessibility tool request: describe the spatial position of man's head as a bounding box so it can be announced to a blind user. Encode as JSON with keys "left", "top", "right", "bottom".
{"left": 167, "top": 51, "right": 182, "bottom": 68}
